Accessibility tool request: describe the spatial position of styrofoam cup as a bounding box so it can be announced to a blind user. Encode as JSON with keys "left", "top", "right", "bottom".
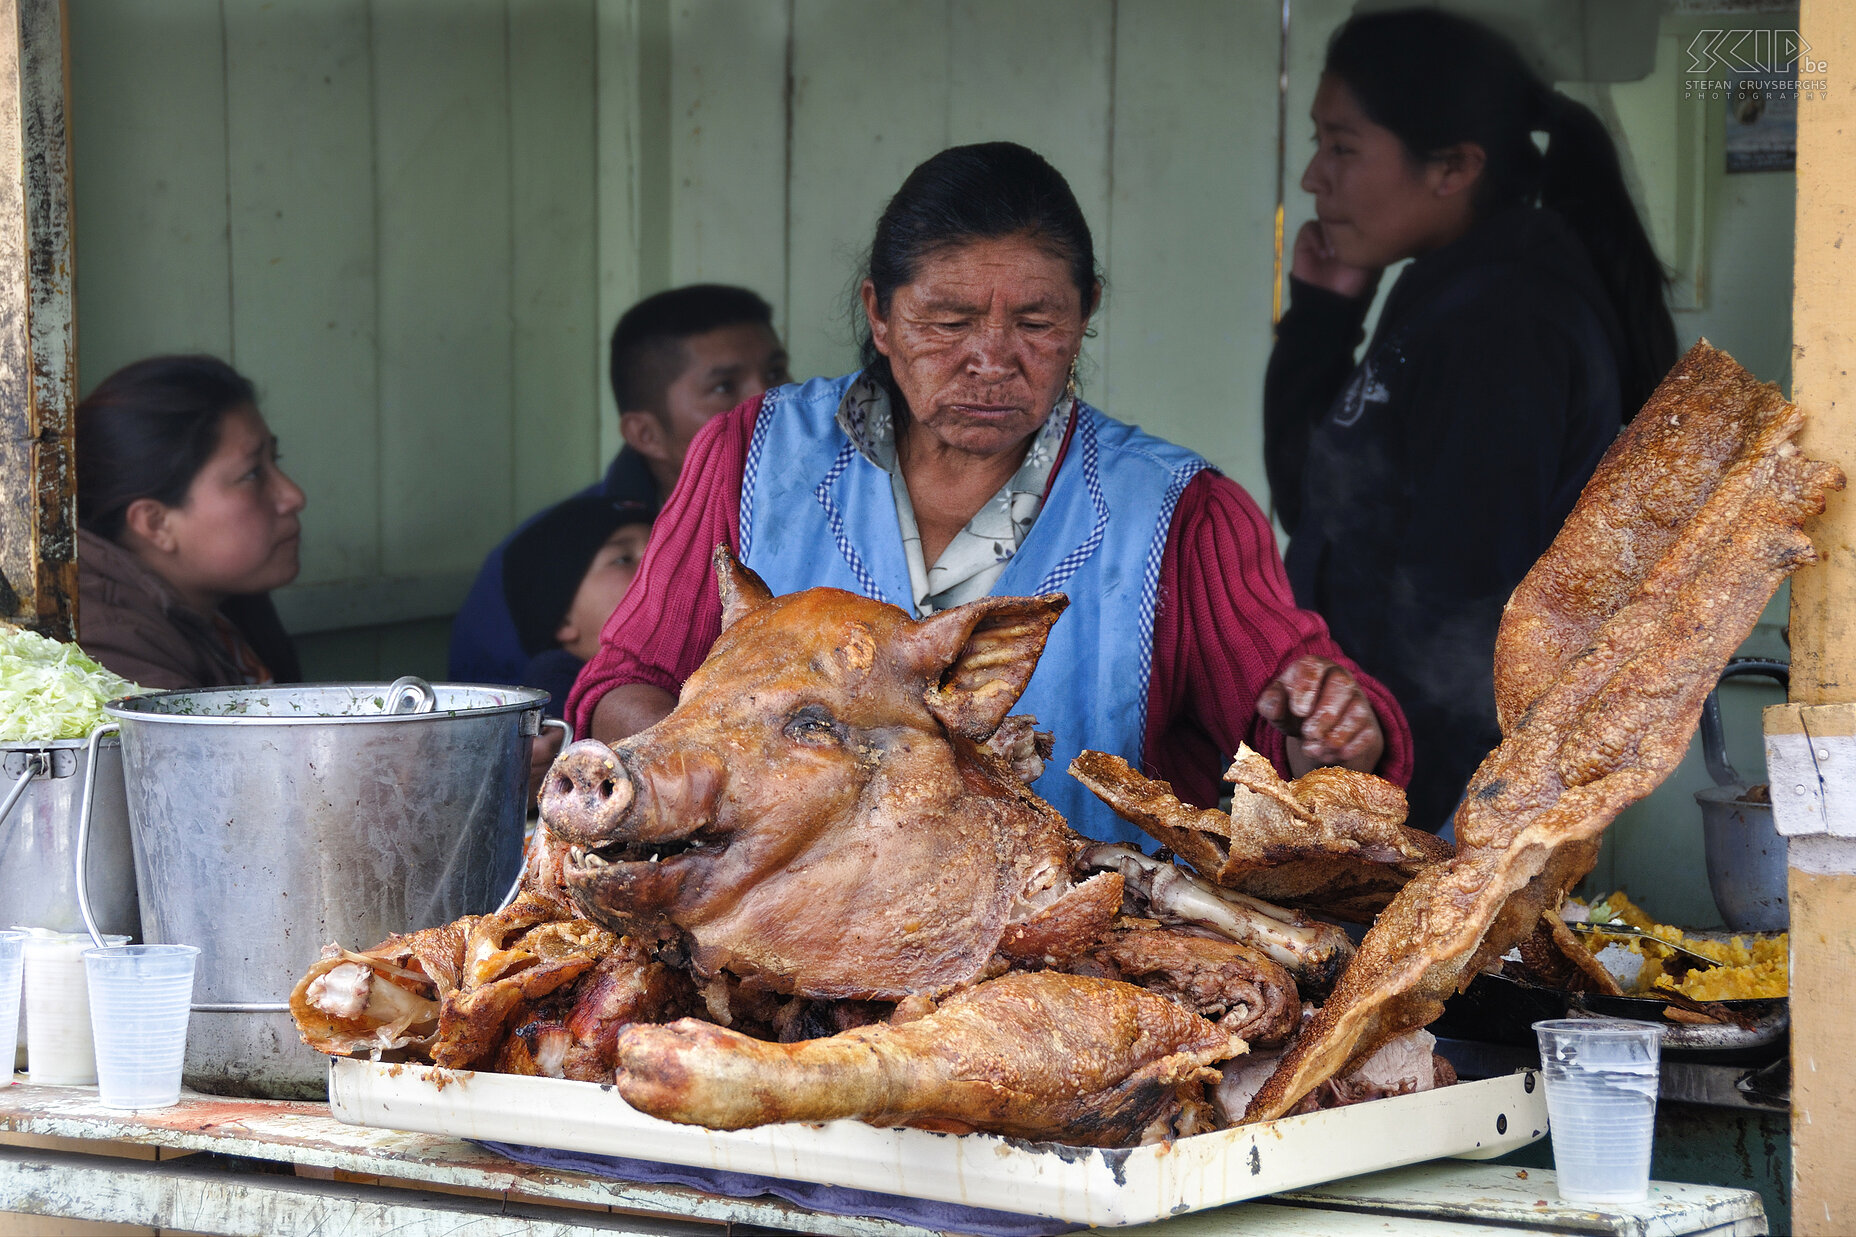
{"left": 84, "top": 945, "right": 198, "bottom": 1109}
{"left": 23, "top": 931, "right": 129, "bottom": 1085}
{"left": 0, "top": 933, "right": 23, "bottom": 1085}
{"left": 1534, "top": 1018, "right": 1664, "bottom": 1203}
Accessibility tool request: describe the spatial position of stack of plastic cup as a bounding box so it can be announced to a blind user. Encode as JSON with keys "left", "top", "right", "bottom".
{"left": 0, "top": 933, "right": 23, "bottom": 1084}
{"left": 83, "top": 945, "right": 199, "bottom": 1109}
{"left": 1533, "top": 1018, "right": 1665, "bottom": 1203}
{"left": 23, "top": 930, "right": 129, "bottom": 1085}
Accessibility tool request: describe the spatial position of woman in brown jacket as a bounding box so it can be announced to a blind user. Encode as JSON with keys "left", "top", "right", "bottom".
{"left": 76, "top": 356, "right": 306, "bottom": 689}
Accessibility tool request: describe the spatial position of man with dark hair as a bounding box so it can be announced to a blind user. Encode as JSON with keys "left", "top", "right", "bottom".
{"left": 449, "top": 284, "right": 789, "bottom": 687}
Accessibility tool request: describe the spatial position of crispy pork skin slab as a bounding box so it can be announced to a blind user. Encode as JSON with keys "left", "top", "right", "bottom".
{"left": 1494, "top": 341, "right": 1813, "bottom": 734}
{"left": 1070, "top": 748, "right": 1448, "bottom": 920}
{"left": 1244, "top": 341, "right": 1844, "bottom": 1123}
{"left": 615, "top": 971, "right": 1241, "bottom": 1146}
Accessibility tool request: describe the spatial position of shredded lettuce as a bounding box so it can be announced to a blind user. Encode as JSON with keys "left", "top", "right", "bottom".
{"left": 0, "top": 626, "right": 141, "bottom": 741}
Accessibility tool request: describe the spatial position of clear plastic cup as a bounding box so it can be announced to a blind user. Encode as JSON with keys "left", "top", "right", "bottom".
{"left": 23, "top": 930, "right": 129, "bottom": 1085}
{"left": 0, "top": 933, "right": 23, "bottom": 1085}
{"left": 83, "top": 945, "right": 199, "bottom": 1109}
{"left": 1534, "top": 1018, "right": 1665, "bottom": 1203}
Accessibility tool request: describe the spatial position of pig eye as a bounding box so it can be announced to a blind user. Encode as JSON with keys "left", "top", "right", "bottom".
{"left": 784, "top": 704, "right": 842, "bottom": 746}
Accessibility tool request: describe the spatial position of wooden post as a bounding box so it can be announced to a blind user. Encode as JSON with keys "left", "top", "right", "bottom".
{"left": 0, "top": 0, "right": 74, "bottom": 641}
{"left": 1774, "top": 0, "right": 1856, "bottom": 1230}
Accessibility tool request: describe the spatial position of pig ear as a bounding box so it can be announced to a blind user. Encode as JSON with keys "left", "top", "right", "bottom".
{"left": 912, "top": 594, "right": 1070, "bottom": 740}
{"left": 713, "top": 543, "right": 774, "bottom": 631}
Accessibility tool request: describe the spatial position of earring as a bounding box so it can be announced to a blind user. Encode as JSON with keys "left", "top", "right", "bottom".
{"left": 1065, "top": 355, "right": 1079, "bottom": 399}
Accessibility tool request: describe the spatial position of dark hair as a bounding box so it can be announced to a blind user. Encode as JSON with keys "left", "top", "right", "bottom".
{"left": 76, "top": 355, "right": 258, "bottom": 542}
{"left": 608, "top": 284, "right": 775, "bottom": 416}
{"left": 1325, "top": 9, "right": 1676, "bottom": 415}
{"left": 857, "top": 142, "right": 1099, "bottom": 403}
{"left": 503, "top": 494, "right": 652, "bottom": 658}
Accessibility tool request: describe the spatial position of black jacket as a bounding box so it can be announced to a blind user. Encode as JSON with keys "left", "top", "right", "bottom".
{"left": 1264, "top": 205, "right": 1626, "bottom": 833}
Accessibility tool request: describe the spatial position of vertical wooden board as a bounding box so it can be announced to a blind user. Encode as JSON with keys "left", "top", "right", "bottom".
{"left": 222, "top": 0, "right": 380, "bottom": 589}
{"left": 510, "top": 0, "right": 601, "bottom": 515}
{"left": 1104, "top": 0, "right": 1282, "bottom": 497}
{"left": 67, "top": 0, "right": 232, "bottom": 390}
{"left": 1789, "top": 862, "right": 1856, "bottom": 1232}
{"left": 372, "top": 0, "right": 513, "bottom": 577}
{"left": 666, "top": 0, "right": 788, "bottom": 323}
{"left": 947, "top": 0, "right": 1113, "bottom": 398}
{"left": 20, "top": 0, "right": 78, "bottom": 639}
{"left": 0, "top": 0, "right": 31, "bottom": 625}
{"left": 1786, "top": 0, "right": 1853, "bottom": 708}
{"left": 594, "top": 0, "right": 668, "bottom": 465}
{"left": 786, "top": 0, "right": 951, "bottom": 382}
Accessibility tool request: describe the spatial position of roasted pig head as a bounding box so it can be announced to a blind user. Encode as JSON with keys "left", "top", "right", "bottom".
{"left": 542, "top": 546, "right": 1093, "bottom": 1002}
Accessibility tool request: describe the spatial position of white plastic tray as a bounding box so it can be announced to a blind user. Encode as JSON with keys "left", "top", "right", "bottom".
{"left": 330, "top": 1058, "right": 1547, "bottom": 1227}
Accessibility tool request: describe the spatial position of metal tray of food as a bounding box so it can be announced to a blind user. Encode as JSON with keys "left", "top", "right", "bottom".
{"left": 1434, "top": 972, "right": 1787, "bottom": 1062}
{"left": 329, "top": 1058, "right": 1545, "bottom": 1228}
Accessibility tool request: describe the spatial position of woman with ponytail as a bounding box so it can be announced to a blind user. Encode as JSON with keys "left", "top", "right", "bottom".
{"left": 1263, "top": 8, "right": 1675, "bottom": 835}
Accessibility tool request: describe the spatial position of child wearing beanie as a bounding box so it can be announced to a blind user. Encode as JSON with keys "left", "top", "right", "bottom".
{"left": 502, "top": 494, "right": 652, "bottom": 718}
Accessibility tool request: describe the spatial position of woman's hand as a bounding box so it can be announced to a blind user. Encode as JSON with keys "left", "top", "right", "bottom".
{"left": 1291, "top": 220, "right": 1380, "bottom": 301}
{"left": 1256, "top": 655, "right": 1385, "bottom": 775}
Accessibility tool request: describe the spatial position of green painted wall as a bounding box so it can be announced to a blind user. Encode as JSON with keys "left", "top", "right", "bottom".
{"left": 67, "top": 2, "right": 1797, "bottom": 924}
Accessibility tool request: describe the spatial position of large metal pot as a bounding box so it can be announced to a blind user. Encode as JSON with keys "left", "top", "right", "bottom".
{"left": 77, "top": 679, "right": 554, "bottom": 1099}
{"left": 1694, "top": 659, "right": 1789, "bottom": 933}
{"left": 1, "top": 737, "right": 139, "bottom": 939}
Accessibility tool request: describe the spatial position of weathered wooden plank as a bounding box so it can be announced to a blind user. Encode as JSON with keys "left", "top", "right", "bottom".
{"left": 666, "top": 0, "right": 788, "bottom": 323}
{"left": 0, "top": 0, "right": 34, "bottom": 630}
{"left": 66, "top": 0, "right": 232, "bottom": 386}
{"left": 371, "top": 0, "right": 514, "bottom": 578}
{"left": 0, "top": 0, "right": 78, "bottom": 640}
{"left": 18, "top": 0, "right": 75, "bottom": 639}
{"left": 223, "top": 0, "right": 381, "bottom": 591}
{"left": 0, "top": 1086, "right": 940, "bottom": 1236}
{"left": 786, "top": 0, "right": 950, "bottom": 382}
{"left": 510, "top": 0, "right": 602, "bottom": 516}
{"left": 0, "top": 1147, "right": 724, "bottom": 1236}
{"left": 1276, "top": 1161, "right": 1767, "bottom": 1237}
{"left": 1785, "top": 0, "right": 1856, "bottom": 1231}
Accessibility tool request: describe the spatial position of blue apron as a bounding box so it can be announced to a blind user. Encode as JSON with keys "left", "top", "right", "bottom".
{"left": 740, "top": 373, "right": 1208, "bottom": 843}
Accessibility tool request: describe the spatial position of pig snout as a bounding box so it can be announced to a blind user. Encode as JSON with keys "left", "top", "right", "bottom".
{"left": 541, "top": 740, "right": 637, "bottom": 847}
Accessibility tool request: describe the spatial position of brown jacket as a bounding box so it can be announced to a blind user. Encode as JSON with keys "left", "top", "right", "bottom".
{"left": 77, "top": 529, "right": 284, "bottom": 690}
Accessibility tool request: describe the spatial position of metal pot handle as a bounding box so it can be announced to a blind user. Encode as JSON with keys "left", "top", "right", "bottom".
{"left": 75, "top": 722, "right": 120, "bottom": 949}
{"left": 0, "top": 753, "right": 46, "bottom": 827}
{"left": 1698, "top": 657, "right": 1790, "bottom": 789}
{"left": 496, "top": 716, "right": 573, "bottom": 912}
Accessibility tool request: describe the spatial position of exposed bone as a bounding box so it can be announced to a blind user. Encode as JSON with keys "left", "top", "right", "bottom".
{"left": 1080, "top": 844, "right": 1353, "bottom": 991}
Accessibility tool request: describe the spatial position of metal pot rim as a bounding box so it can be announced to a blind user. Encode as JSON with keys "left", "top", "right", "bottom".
{"left": 104, "top": 682, "right": 549, "bottom": 726}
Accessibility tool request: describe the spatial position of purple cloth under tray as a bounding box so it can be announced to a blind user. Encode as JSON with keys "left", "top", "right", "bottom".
{"left": 475, "top": 1138, "right": 1084, "bottom": 1237}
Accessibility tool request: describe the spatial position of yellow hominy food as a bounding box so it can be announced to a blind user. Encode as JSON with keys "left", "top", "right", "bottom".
{"left": 1576, "top": 891, "right": 1787, "bottom": 1000}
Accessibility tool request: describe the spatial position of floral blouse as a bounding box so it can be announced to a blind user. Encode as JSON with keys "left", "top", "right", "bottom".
{"left": 835, "top": 373, "right": 1073, "bottom": 615}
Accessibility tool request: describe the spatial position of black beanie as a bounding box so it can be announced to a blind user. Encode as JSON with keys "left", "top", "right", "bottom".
{"left": 503, "top": 495, "right": 652, "bottom": 658}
